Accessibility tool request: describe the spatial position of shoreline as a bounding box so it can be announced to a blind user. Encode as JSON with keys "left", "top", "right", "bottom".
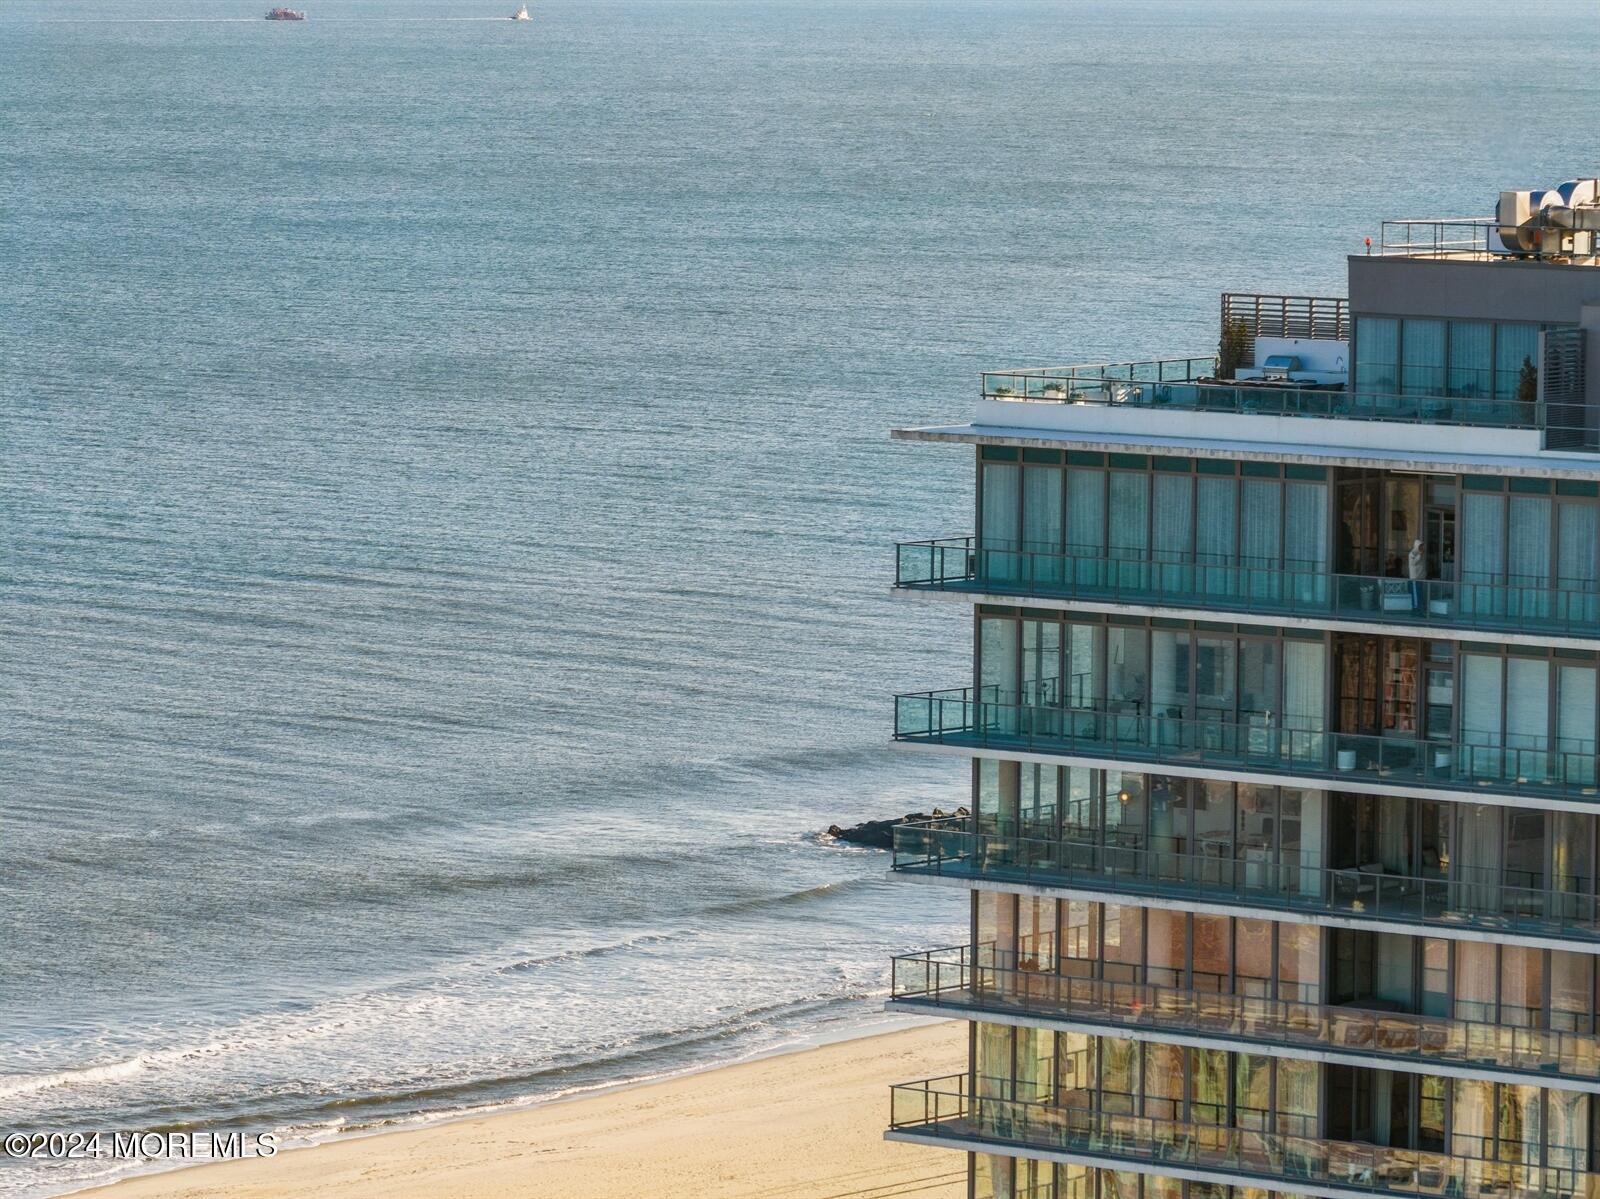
{"left": 68, "top": 1016, "right": 965, "bottom": 1199}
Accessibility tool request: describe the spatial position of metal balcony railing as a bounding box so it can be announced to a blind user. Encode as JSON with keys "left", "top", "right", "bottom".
{"left": 889, "top": 946, "right": 1600, "bottom": 1089}
{"left": 892, "top": 688, "right": 1600, "bottom": 805}
{"left": 889, "top": 1076, "right": 1600, "bottom": 1199}
{"left": 893, "top": 537, "right": 1600, "bottom": 643}
{"left": 979, "top": 360, "right": 1538, "bottom": 431}
{"left": 889, "top": 821, "right": 1600, "bottom": 945}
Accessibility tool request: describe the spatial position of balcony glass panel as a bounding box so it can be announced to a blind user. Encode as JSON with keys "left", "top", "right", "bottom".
{"left": 980, "top": 362, "right": 1536, "bottom": 431}
{"left": 888, "top": 1075, "right": 1600, "bottom": 1199}
{"left": 894, "top": 538, "right": 1600, "bottom": 641}
{"left": 893, "top": 687, "right": 1600, "bottom": 804}
{"left": 890, "top": 820, "right": 1600, "bottom": 944}
{"left": 888, "top": 946, "right": 1600, "bottom": 1086}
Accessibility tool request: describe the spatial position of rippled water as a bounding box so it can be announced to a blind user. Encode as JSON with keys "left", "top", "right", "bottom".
{"left": 6, "top": 0, "right": 1600, "bottom": 1193}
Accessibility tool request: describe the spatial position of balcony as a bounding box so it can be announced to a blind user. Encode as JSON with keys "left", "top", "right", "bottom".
{"left": 979, "top": 359, "right": 1537, "bottom": 432}
{"left": 888, "top": 1076, "right": 1600, "bottom": 1199}
{"left": 889, "top": 947, "right": 1600, "bottom": 1090}
{"left": 894, "top": 537, "right": 1600, "bottom": 645}
{"left": 890, "top": 821, "right": 1600, "bottom": 948}
{"left": 893, "top": 688, "right": 1600, "bottom": 806}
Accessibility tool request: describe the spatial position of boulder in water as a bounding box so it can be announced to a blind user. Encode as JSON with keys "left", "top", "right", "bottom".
{"left": 826, "top": 808, "right": 968, "bottom": 849}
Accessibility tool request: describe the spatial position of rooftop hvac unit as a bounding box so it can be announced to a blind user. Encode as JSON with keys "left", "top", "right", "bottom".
{"left": 1498, "top": 179, "right": 1600, "bottom": 254}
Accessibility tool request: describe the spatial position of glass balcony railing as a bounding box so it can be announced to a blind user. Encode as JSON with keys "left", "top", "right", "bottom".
{"left": 889, "top": 1075, "right": 1600, "bottom": 1199}
{"left": 890, "top": 946, "right": 1600, "bottom": 1087}
{"left": 894, "top": 537, "right": 1600, "bottom": 641}
{"left": 979, "top": 359, "right": 1539, "bottom": 432}
{"left": 893, "top": 688, "right": 1600, "bottom": 804}
{"left": 890, "top": 820, "right": 1600, "bottom": 944}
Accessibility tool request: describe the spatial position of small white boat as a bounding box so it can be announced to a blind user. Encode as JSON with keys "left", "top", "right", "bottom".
{"left": 511, "top": 4, "right": 529, "bottom": 18}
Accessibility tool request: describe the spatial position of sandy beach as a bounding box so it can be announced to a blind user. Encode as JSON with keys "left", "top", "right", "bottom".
{"left": 74, "top": 1021, "right": 966, "bottom": 1199}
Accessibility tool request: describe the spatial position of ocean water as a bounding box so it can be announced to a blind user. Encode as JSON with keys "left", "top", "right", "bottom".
{"left": 6, "top": 0, "right": 1600, "bottom": 1194}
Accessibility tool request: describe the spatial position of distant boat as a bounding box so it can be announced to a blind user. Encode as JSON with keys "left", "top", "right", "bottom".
{"left": 511, "top": 4, "right": 530, "bottom": 18}
{"left": 265, "top": 6, "right": 306, "bottom": 18}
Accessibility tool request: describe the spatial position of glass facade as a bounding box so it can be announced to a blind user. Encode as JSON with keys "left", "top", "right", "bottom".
{"left": 888, "top": 277, "right": 1600, "bottom": 1199}
{"left": 975, "top": 611, "right": 1328, "bottom": 743}
{"left": 891, "top": 607, "right": 1600, "bottom": 800}
{"left": 976, "top": 452, "right": 1329, "bottom": 594}
{"left": 1353, "top": 316, "right": 1541, "bottom": 400}
{"left": 899, "top": 458, "right": 1600, "bottom": 640}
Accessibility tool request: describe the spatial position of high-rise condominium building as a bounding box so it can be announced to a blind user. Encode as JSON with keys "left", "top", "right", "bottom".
{"left": 885, "top": 183, "right": 1600, "bottom": 1199}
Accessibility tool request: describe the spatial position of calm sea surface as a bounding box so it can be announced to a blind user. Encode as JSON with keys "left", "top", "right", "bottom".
{"left": 5, "top": 0, "right": 1600, "bottom": 1193}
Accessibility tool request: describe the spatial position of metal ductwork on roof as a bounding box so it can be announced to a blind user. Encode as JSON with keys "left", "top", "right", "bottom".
{"left": 1497, "top": 178, "right": 1600, "bottom": 254}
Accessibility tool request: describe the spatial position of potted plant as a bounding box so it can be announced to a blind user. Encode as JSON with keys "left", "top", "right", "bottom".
{"left": 1041, "top": 381, "right": 1067, "bottom": 398}
{"left": 1218, "top": 318, "right": 1250, "bottom": 381}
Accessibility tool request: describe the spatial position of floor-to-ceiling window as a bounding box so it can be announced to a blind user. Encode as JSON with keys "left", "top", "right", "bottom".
{"left": 976, "top": 610, "right": 1327, "bottom": 757}
{"left": 973, "top": 449, "right": 1329, "bottom": 604}
{"left": 1352, "top": 315, "right": 1546, "bottom": 407}
{"left": 1458, "top": 476, "right": 1600, "bottom": 623}
{"left": 1456, "top": 646, "right": 1598, "bottom": 784}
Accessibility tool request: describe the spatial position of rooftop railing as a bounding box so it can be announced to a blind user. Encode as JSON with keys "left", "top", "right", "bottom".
{"left": 1378, "top": 217, "right": 1600, "bottom": 263}
{"left": 893, "top": 537, "right": 1600, "bottom": 642}
{"left": 890, "top": 946, "right": 1600, "bottom": 1088}
{"left": 889, "top": 819, "right": 1600, "bottom": 945}
{"left": 892, "top": 687, "right": 1600, "bottom": 804}
{"left": 889, "top": 1075, "right": 1600, "bottom": 1199}
{"left": 979, "top": 360, "right": 1539, "bottom": 432}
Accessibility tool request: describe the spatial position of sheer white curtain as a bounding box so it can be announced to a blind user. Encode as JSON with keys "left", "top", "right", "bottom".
{"left": 1459, "top": 653, "right": 1503, "bottom": 778}
{"left": 982, "top": 463, "right": 1020, "bottom": 582}
{"left": 1508, "top": 496, "right": 1552, "bottom": 620}
{"left": 1152, "top": 473, "right": 1193, "bottom": 596}
{"left": 1557, "top": 502, "right": 1599, "bottom": 625}
{"left": 1067, "top": 469, "right": 1105, "bottom": 586}
{"left": 1506, "top": 657, "right": 1550, "bottom": 781}
{"left": 1460, "top": 493, "right": 1505, "bottom": 615}
{"left": 1285, "top": 482, "right": 1328, "bottom": 604}
{"left": 1451, "top": 1079, "right": 1494, "bottom": 1160}
{"left": 1458, "top": 804, "right": 1503, "bottom": 913}
{"left": 1196, "top": 476, "right": 1237, "bottom": 597}
{"left": 1241, "top": 480, "right": 1281, "bottom": 599}
{"left": 1558, "top": 665, "right": 1598, "bottom": 787}
{"left": 1022, "top": 466, "right": 1062, "bottom": 587}
{"left": 1282, "top": 641, "right": 1325, "bottom": 764}
{"left": 1295, "top": 792, "right": 1324, "bottom": 897}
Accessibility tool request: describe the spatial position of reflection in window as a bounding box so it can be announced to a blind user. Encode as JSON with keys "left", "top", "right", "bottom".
{"left": 1495, "top": 324, "right": 1539, "bottom": 401}
{"left": 1356, "top": 317, "right": 1398, "bottom": 392}
{"left": 1401, "top": 319, "right": 1446, "bottom": 394}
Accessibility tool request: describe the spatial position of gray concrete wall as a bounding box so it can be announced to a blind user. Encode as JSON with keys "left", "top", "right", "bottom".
{"left": 1348, "top": 254, "right": 1600, "bottom": 324}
